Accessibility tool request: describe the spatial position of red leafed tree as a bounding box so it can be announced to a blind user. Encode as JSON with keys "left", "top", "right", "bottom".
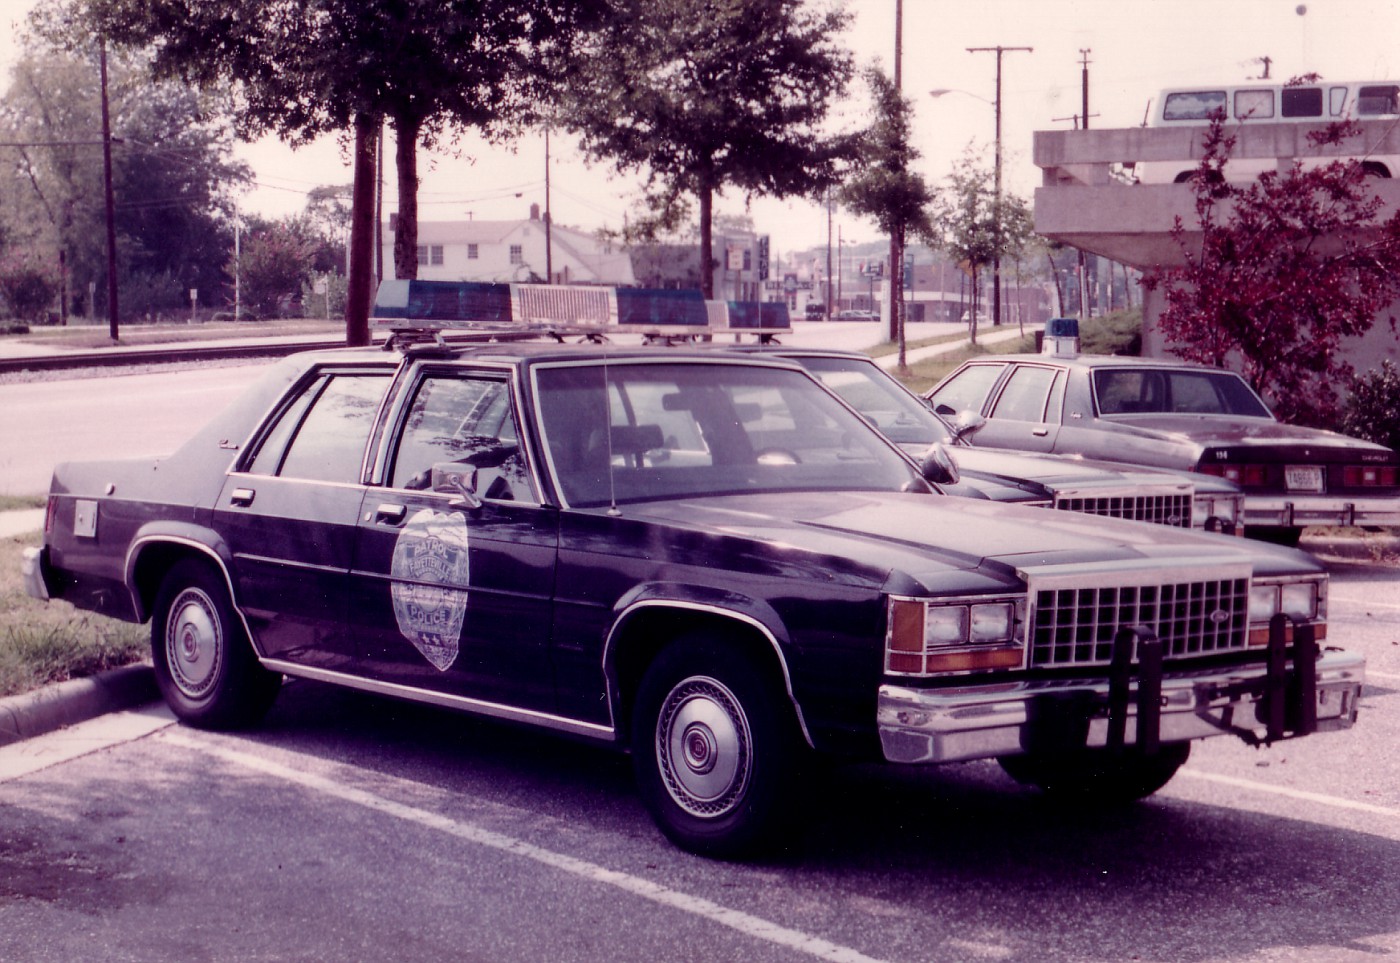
{"left": 1143, "top": 111, "right": 1400, "bottom": 426}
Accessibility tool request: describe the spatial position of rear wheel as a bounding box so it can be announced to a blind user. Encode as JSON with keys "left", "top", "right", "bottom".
{"left": 152, "top": 559, "right": 281, "bottom": 729}
{"left": 632, "top": 634, "right": 806, "bottom": 858}
{"left": 998, "top": 742, "right": 1190, "bottom": 804}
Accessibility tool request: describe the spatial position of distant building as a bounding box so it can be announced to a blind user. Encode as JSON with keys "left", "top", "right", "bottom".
{"left": 383, "top": 205, "right": 635, "bottom": 286}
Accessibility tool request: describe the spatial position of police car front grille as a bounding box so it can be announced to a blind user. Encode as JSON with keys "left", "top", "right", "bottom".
{"left": 1053, "top": 492, "right": 1193, "bottom": 528}
{"left": 1028, "top": 574, "right": 1250, "bottom": 668}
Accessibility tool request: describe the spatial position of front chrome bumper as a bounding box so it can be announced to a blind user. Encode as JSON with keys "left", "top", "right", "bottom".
{"left": 878, "top": 649, "right": 1365, "bottom": 764}
{"left": 21, "top": 546, "right": 51, "bottom": 602}
{"left": 1244, "top": 494, "right": 1400, "bottom": 528}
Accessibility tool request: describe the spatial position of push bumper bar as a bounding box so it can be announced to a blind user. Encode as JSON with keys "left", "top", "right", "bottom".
{"left": 878, "top": 620, "right": 1364, "bottom": 765}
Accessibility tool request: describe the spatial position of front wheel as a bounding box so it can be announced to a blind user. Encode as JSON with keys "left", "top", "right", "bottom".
{"left": 632, "top": 635, "right": 806, "bottom": 858}
{"left": 151, "top": 559, "right": 281, "bottom": 729}
{"left": 997, "top": 742, "right": 1190, "bottom": 804}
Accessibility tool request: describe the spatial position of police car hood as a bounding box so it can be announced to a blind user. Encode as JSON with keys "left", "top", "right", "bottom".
{"left": 623, "top": 491, "right": 1312, "bottom": 592}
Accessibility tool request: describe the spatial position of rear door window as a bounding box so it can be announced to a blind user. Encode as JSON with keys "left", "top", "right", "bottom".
{"left": 928, "top": 363, "right": 1007, "bottom": 416}
{"left": 989, "top": 366, "right": 1062, "bottom": 424}
{"left": 248, "top": 373, "right": 390, "bottom": 482}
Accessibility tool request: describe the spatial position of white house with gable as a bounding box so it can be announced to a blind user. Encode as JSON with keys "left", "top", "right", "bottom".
{"left": 383, "top": 205, "right": 635, "bottom": 286}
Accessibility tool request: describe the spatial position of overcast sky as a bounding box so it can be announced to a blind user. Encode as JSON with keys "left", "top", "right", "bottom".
{"left": 4, "top": 0, "right": 1398, "bottom": 262}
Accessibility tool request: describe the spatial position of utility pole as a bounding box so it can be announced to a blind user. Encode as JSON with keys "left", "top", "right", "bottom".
{"left": 99, "top": 38, "right": 120, "bottom": 341}
{"left": 967, "top": 44, "right": 1032, "bottom": 328}
{"left": 544, "top": 126, "right": 553, "bottom": 284}
{"left": 825, "top": 189, "right": 833, "bottom": 321}
{"left": 890, "top": 0, "right": 904, "bottom": 357}
{"left": 1078, "top": 48, "right": 1091, "bottom": 319}
{"left": 1080, "top": 48, "right": 1091, "bottom": 130}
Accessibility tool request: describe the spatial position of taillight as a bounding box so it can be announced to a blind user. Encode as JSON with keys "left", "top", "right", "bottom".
{"left": 1198, "top": 463, "right": 1268, "bottom": 486}
{"left": 1342, "top": 465, "right": 1397, "bottom": 487}
{"left": 44, "top": 496, "right": 58, "bottom": 536}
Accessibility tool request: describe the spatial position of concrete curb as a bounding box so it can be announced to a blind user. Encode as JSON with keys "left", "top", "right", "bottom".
{"left": 1299, "top": 532, "right": 1400, "bottom": 563}
{"left": 0, "top": 662, "right": 158, "bottom": 747}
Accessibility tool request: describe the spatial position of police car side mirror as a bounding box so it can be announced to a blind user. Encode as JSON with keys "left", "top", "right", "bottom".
{"left": 432, "top": 464, "right": 483, "bottom": 511}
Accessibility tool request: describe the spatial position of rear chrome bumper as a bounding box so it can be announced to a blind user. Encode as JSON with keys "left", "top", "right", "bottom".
{"left": 21, "top": 546, "right": 51, "bottom": 602}
{"left": 1244, "top": 494, "right": 1400, "bottom": 528}
{"left": 877, "top": 648, "right": 1365, "bottom": 764}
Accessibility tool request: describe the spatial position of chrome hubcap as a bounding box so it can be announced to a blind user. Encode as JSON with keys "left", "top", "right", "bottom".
{"left": 166, "top": 588, "right": 222, "bottom": 698}
{"left": 657, "top": 677, "right": 751, "bottom": 818}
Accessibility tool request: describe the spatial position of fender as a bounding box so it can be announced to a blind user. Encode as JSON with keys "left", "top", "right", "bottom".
{"left": 602, "top": 582, "right": 813, "bottom": 747}
{"left": 123, "top": 522, "right": 251, "bottom": 638}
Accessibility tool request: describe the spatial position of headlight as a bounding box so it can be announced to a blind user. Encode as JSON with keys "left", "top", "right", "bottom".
{"left": 887, "top": 596, "right": 1026, "bottom": 675}
{"left": 1195, "top": 492, "right": 1244, "bottom": 535}
{"left": 1248, "top": 577, "right": 1326, "bottom": 644}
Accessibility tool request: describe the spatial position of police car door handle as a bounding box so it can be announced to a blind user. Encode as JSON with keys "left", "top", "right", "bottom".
{"left": 230, "top": 488, "right": 255, "bottom": 507}
{"left": 1032, "top": 428, "right": 1049, "bottom": 437}
{"left": 376, "top": 503, "right": 407, "bottom": 525}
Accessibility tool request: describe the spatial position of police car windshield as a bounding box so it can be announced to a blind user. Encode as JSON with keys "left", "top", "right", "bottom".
{"left": 534, "top": 360, "right": 923, "bottom": 507}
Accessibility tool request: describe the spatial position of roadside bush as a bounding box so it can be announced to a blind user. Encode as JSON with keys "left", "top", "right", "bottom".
{"left": 1339, "top": 360, "right": 1400, "bottom": 452}
{"left": 0, "top": 253, "right": 59, "bottom": 323}
{"left": 1077, "top": 307, "right": 1142, "bottom": 355}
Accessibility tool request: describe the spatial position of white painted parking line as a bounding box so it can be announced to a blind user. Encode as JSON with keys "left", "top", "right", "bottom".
{"left": 1179, "top": 768, "right": 1400, "bottom": 819}
{"left": 1367, "top": 670, "right": 1400, "bottom": 683}
{"left": 163, "top": 731, "right": 890, "bottom": 963}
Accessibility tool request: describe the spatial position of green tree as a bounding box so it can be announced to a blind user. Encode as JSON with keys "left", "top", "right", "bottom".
{"left": 0, "top": 251, "right": 61, "bottom": 322}
{"left": 42, "top": 0, "right": 602, "bottom": 343}
{"left": 566, "top": 0, "right": 854, "bottom": 299}
{"left": 235, "top": 224, "right": 315, "bottom": 320}
{"left": 839, "top": 67, "right": 936, "bottom": 368}
{"left": 931, "top": 149, "right": 995, "bottom": 343}
{"left": 1143, "top": 111, "right": 1400, "bottom": 425}
{"left": 930, "top": 147, "right": 1032, "bottom": 344}
{"left": 0, "top": 43, "right": 246, "bottom": 321}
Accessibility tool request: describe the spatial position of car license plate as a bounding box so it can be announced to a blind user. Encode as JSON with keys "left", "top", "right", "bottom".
{"left": 1285, "top": 465, "right": 1325, "bottom": 492}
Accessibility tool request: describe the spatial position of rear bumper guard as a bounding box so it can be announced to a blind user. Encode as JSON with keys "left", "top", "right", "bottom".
{"left": 878, "top": 618, "right": 1363, "bottom": 765}
{"left": 1245, "top": 494, "right": 1400, "bottom": 528}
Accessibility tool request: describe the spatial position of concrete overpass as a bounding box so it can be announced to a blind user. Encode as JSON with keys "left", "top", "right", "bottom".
{"left": 1031, "top": 120, "right": 1400, "bottom": 362}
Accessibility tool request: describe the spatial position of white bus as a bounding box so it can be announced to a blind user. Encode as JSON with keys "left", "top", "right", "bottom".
{"left": 1135, "top": 80, "right": 1400, "bottom": 183}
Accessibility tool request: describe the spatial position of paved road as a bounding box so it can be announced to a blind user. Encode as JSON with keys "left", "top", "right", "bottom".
{"left": 0, "top": 561, "right": 1395, "bottom": 962}
{"left": 0, "top": 321, "right": 1010, "bottom": 497}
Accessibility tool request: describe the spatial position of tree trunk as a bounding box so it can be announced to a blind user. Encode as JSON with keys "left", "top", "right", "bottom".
{"left": 344, "top": 112, "right": 379, "bottom": 347}
{"left": 968, "top": 266, "right": 979, "bottom": 346}
{"left": 699, "top": 178, "right": 714, "bottom": 300}
{"left": 393, "top": 113, "right": 422, "bottom": 282}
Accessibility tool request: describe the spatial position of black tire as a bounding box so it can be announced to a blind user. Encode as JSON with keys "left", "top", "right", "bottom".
{"left": 1247, "top": 525, "right": 1304, "bottom": 547}
{"left": 631, "top": 634, "right": 806, "bottom": 858}
{"left": 997, "top": 742, "right": 1190, "bottom": 804}
{"left": 151, "top": 559, "right": 281, "bottom": 729}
